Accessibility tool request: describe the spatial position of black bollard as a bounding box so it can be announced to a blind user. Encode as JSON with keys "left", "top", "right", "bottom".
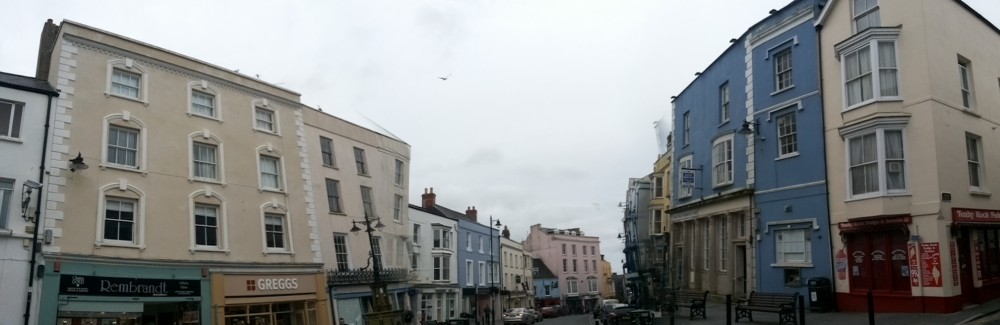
{"left": 867, "top": 290, "right": 875, "bottom": 325}
{"left": 798, "top": 295, "right": 806, "bottom": 325}
{"left": 726, "top": 294, "right": 732, "bottom": 325}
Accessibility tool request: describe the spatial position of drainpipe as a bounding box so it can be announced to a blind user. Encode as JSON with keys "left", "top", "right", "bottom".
{"left": 23, "top": 90, "right": 57, "bottom": 325}
{"left": 815, "top": 10, "right": 837, "bottom": 311}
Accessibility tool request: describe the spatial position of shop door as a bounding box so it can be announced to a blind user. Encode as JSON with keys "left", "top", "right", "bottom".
{"left": 734, "top": 245, "right": 747, "bottom": 299}
{"left": 958, "top": 230, "right": 976, "bottom": 304}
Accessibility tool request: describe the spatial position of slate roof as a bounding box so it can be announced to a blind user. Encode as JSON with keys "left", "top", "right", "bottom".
{"left": 0, "top": 71, "right": 58, "bottom": 96}
{"left": 533, "top": 258, "right": 557, "bottom": 279}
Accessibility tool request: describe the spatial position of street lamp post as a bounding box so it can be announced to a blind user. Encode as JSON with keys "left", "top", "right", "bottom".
{"left": 489, "top": 216, "right": 501, "bottom": 325}
{"left": 350, "top": 214, "right": 403, "bottom": 325}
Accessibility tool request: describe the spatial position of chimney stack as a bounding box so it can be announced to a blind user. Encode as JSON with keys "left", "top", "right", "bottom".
{"left": 465, "top": 206, "right": 478, "bottom": 221}
{"left": 422, "top": 188, "right": 437, "bottom": 209}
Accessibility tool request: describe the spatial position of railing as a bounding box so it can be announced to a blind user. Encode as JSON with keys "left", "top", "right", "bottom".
{"left": 326, "top": 267, "right": 410, "bottom": 286}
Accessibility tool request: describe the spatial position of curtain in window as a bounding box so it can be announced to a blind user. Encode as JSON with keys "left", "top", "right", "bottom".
{"left": 878, "top": 42, "right": 898, "bottom": 96}
{"left": 108, "top": 127, "right": 138, "bottom": 167}
{"left": 884, "top": 130, "right": 905, "bottom": 190}
{"left": 192, "top": 92, "right": 214, "bottom": 116}
{"left": 260, "top": 156, "right": 280, "bottom": 189}
{"left": 255, "top": 109, "right": 274, "bottom": 131}
{"left": 850, "top": 134, "right": 879, "bottom": 195}
{"left": 193, "top": 143, "right": 217, "bottom": 179}
{"left": 112, "top": 70, "right": 140, "bottom": 98}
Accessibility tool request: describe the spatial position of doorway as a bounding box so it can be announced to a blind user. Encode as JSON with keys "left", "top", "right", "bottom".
{"left": 734, "top": 245, "right": 747, "bottom": 299}
{"left": 957, "top": 229, "right": 976, "bottom": 306}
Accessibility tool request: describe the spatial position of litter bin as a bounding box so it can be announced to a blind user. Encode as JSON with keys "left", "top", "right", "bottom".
{"left": 807, "top": 277, "right": 832, "bottom": 312}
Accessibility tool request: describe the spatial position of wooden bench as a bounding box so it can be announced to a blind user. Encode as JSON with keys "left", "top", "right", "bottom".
{"left": 735, "top": 291, "right": 799, "bottom": 325}
{"left": 665, "top": 289, "right": 708, "bottom": 320}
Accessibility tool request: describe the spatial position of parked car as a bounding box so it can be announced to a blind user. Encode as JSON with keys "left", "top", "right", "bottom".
{"left": 526, "top": 308, "right": 542, "bottom": 323}
{"left": 502, "top": 307, "right": 536, "bottom": 324}
{"left": 616, "top": 309, "right": 654, "bottom": 325}
{"left": 540, "top": 306, "right": 560, "bottom": 318}
{"left": 600, "top": 304, "right": 636, "bottom": 325}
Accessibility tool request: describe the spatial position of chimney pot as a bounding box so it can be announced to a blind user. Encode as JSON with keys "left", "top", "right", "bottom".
{"left": 421, "top": 187, "right": 437, "bottom": 209}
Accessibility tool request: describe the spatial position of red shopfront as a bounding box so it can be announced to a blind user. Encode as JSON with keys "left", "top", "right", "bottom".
{"left": 837, "top": 215, "right": 919, "bottom": 312}
{"left": 952, "top": 208, "right": 1000, "bottom": 304}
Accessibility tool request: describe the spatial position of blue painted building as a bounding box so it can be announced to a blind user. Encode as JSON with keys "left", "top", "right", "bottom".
{"left": 744, "top": 0, "right": 831, "bottom": 296}
{"left": 532, "top": 258, "right": 561, "bottom": 307}
{"left": 418, "top": 189, "right": 501, "bottom": 321}
{"left": 670, "top": 0, "right": 829, "bottom": 299}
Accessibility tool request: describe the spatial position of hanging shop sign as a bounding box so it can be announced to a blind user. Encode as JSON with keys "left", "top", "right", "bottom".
{"left": 59, "top": 274, "right": 200, "bottom": 297}
{"left": 838, "top": 216, "right": 911, "bottom": 231}
{"left": 952, "top": 208, "right": 1000, "bottom": 223}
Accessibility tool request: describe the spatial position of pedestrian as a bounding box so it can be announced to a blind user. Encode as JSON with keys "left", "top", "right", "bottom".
{"left": 483, "top": 306, "right": 492, "bottom": 325}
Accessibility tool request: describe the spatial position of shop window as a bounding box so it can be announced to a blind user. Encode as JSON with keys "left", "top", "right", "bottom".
{"left": 979, "top": 228, "right": 1000, "bottom": 279}
{"left": 784, "top": 268, "right": 802, "bottom": 287}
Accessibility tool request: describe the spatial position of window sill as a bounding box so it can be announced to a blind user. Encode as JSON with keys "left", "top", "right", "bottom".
{"left": 329, "top": 211, "right": 346, "bottom": 216}
{"left": 322, "top": 164, "right": 338, "bottom": 170}
{"left": 843, "top": 97, "right": 903, "bottom": 112}
{"left": 771, "top": 86, "right": 795, "bottom": 97}
{"left": 970, "top": 188, "right": 992, "bottom": 197}
{"left": 713, "top": 181, "right": 734, "bottom": 189}
{"left": 845, "top": 192, "right": 911, "bottom": 202}
{"left": 771, "top": 262, "right": 814, "bottom": 268}
{"left": 252, "top": 128, "right": 281, "bottom": 137}
{"left": 190, "top": 178, "right": 226, "bottom": 186}
{"left": 101, "top": 163, "right": 148, "bottom": 175}
{"left": 718, "top": 120, "right": 730, "bottom": 128}
{"left": 187, "top": 112, "right": 223, "bottom": 123}
{"left": 191, "top": 247, "right": 230, "bottom": 254}
{"left": 960, "top": 107, "right": 980, "bottom": 117}
{"left": 259, "top": 188, "right": 286, "bottom": 195}
{"left": 0, "top": 136, "right": 23, "bottom": 144}
{"left": 105, "top": 92, "right": 149, "bottom": 106}
{"left": 357, "top": 173, "right": 371, "bottom": 178}
{"left": 775, "top": 152, "right": 799, "bottom": 161}
{"left": 264, "top": 249, "right": 294, "bottom": 255}
{"left": 95, "top": 241, "right": 143, "bottom": 250}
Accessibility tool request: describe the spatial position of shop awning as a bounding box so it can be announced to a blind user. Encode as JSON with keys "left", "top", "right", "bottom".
{"left": 59, "top": 301, "right": 143, "bottom": 317}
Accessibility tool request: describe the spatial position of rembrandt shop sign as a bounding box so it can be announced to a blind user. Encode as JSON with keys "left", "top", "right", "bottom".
{"left": 953, "top": 208, "right": 1000, "bottom": 223}
{"left": 59, "top": 274, "right": 200, "bottom": 297}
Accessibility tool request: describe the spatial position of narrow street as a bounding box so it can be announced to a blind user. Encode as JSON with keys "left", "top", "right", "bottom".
{"left": 533, "top": 314, "right": 593, "bottom": 325}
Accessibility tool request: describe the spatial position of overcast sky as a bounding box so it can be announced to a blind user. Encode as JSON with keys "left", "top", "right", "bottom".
{"left": 2, "top": 1, "right": 998, "bottom": 274}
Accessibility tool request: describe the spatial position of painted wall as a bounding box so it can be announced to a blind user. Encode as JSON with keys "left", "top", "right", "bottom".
{"left": 524, "top": 224, "right": 603, "bottom": 299}
{"left": 456, "top": 218, "right": 499, "bottom": 290}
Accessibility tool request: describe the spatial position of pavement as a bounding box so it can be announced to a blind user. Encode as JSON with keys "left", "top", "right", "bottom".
{"left": 622, "top": 298, "right": 1000, "bottom": 325}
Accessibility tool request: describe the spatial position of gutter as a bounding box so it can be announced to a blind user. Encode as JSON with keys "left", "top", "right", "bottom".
{"left": 23, "top": 89, "right": 57, "bottom": 325}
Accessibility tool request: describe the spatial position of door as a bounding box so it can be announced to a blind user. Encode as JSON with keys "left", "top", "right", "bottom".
{"left": 958, "top": 229, "right": 975, "bottom": 305}
{"left": 734, "top": 245, "right": 747, "bottom": 298}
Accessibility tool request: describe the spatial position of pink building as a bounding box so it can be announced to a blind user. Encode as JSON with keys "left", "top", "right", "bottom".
{"left": 524, "top": 224, "right": 604, "bottom": 313}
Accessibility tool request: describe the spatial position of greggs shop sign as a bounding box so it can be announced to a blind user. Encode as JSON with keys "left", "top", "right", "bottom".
{"left": 953, "top": 208, "right": 1000, "bottom": 223}
{"left": 224, "top": 274, "right": 316, "bottom": 297}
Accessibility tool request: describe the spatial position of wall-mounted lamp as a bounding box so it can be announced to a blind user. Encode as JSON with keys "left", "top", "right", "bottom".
{"left": 739, "top": 119, "right": 761, "bottom": 135}
{"left": 69, "top": 152, "right": 89, "bottom": 172}
{"left": 730, "top": 38, "right": 738, "bottom": 43}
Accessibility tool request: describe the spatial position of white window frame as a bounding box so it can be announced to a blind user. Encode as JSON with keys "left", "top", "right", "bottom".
{"left": 840, "top": 38, "right": 900, "bottom": 110}
{"left": 719, "top": 216, "right": 728, "bottom": 272}
{"left": 703, "top": 219, "right": 711, "bottom": 271}
{"left": 845, "top": 127, "right": 908, "bottom": 199}
{"left": 95, "top": 183, "right": 146, "bottom": 249}
{"left": 774, "top": 228, "right": 812, "bottom": 266}
{"left": 395, "top": 159, "right": 404, "bottom": 186}
{"left": 651, "top": 210, "right": 662, "bottom": 235}
{"left": 0, "top": 99, "right": 24, "bottom": 140}
{"left": 193, "top": 203, "right": 221, "bottom": 249}
{"left": 101, "top": 113, "right": 148, "bottom": 174}
{"left": 105, "top": 59, "right": 149, "bottom": 105}
{"left": 774, "top": 49, "right": 793, "bottom": 92}
{"left": 852, "top": 0, "right": 880, "bottom": 33}
{"left": 433, "top": 254, "right": 451, "bottom": 281}
{"left": 189, "top": 131, "right": 225, "bottom": 184}
{"left": 360, "top": 186, "right": 376, "bottom": 218}
{"left": 959, "top": 58, "right": 975, "bottom": 109}
{"left": 712, "top": 134, "right": 734, "bottom": 187}
{"left": 567, "top": 278, "right": 578, "bottom": 295}
{"left": 252, "top": 99, "right": 279, "bottom": 135}
{"left": 187, "top": 81, "right": 222, "bottom": 121}
{"left": 777, "top": 112, "right": 798, "bottom": 158}
{"left": 479, "top": 236, "right": 484, "bottom": 254}
{"left": 393, "top": 194, "right": 403, "bottom": 221}
{"left": 967, "top": 134, "right": 985, "bottom": 192}
{"left": 334, "top": 233, "right": 351, "bottom": 271}
{"left": 720, "top": 83, "right": 730, "bottom": 124}
{"left": 263, "top": 213, "right": 288, "bottom": 251}
{"left": 679, "top": 155, "right": 694, "bottom": 198}
{"left": 188, "top": 189, "right": 228, "bottom": 253}
{"left": 0, "top": 179, "right": 11, "bottom": 229}
{"left": 466, "top": 233, "right": 472, "bottom": 251}
{"left": 466, "top": 260, "right": 474, "bottom": 285}
{"left": 257, "top": 153, "right": 285, "bottom": 192}
{"left": 683, "top": 112, "right": 691, "bottom": 146}
{"left": 479, "top": 261, "right": 487, "bottom": 285}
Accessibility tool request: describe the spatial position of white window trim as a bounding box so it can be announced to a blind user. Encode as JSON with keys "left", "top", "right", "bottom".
{"left": 393, "top": 194, "right": 403, "bottom": 222}
{"left": 836, "top": 29, "right": 901, "bottom": 111}
{"left": 679, "top": 155, "right": 694, "bottom": 198}
{"left": 187, "top": 80, "right": 223, "bottom": 122}
{"left": 260, "top": 202, "right": 293, "bottom": 254}
{"left": 479, "top": 261, "right": 487, "bottom": 286}
{"left": 683, "top": 112, "right": 691, "bottom": 146}
{"left": 958, "top": 58, "right": 975, "bottom": 110}
{"left": 479, "top": 236, "right": 484, "bottom": 254}
{"left": 774, "top": 48, "right": 794, "bottom": 92}
{"left": 776, "top": 112, "right": 799, "bottom": 159}
{"left": 772, "top": 227, "right": 814, "bottom": 267}
{"left": 105, "top": 58, "right": 149, "bottom": 106}
{"left": 712, "top": 134, "right": 735, "bottom": 187}
{"left": 188, "top": 131, "right": 226, "bottom": 185}
{"left": 100, "top": 113, "right": 149, "bottom": 175}
{"left": 0, "top": 99, "right": 24, "bottom": 141}
{"left": 842, "top": 123, "right": 909, "bottom": 200}
{"left": 967, "top": 134, "right": 988, "bottom": 194}
{"left": 188, "top": 190, "right": 229, "bottom": 253}
{"left": 251, "top": 99, "right": 280, "bottom": 136}
{"left": 256, "top": 145, "right": 287, "bottom": 193}
{"left": 720, "top": 83, "right": 730, "bottom": 124}
{"left": 466, "top": 233, "right": 472, "bottom": 252}
{"left": 95, "top": 182, "right": 146, "bottom": 249}
{"left": 333, "top": 233, "right": 353, "bottom": 271}
{"left": 466, "top": 260, "right": 474, "bottom": 285}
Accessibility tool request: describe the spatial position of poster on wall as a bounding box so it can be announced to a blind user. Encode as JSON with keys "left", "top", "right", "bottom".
{"left": 950, "top": 241, "right": 959, "bottom": 287}
{"left": 908, "top": 243, "right": 919, "bottom": 287}
{"left": 920, "top": 243, "right": 943, "bottom": 287}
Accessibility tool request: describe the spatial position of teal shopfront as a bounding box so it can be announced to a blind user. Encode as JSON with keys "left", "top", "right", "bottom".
{"left": 38, "top": 261, "right": 211, "bottom": 325}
